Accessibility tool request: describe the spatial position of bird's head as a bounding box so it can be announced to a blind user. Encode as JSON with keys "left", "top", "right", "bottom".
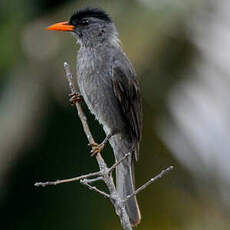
{"left": 46, "top": 8, "right": 119, "bottom": 47}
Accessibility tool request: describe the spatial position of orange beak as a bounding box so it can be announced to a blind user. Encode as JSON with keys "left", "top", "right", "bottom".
{"left": 46, "top": 21, "right": 74, "bottom": 32}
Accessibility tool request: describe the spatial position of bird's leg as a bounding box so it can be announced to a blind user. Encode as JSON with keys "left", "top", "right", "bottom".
{"left": 90, "top": 132, "right": 115, "bottom": 156}
{"left": 69, "top": 92, "right": 83, "bottom": 105}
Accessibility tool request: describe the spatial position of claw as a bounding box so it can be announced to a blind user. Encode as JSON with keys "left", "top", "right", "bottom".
{"left": 69, "top": 92, "right": 83, "bottom": 105}
{"left": 88, "top": 142, "right": 98, "bottom": 147}
{"left": 90, "top": 142, "right": 105, "bottom": 156}
{"left": 88, "top": 132, "right": 115, "bottom": 156}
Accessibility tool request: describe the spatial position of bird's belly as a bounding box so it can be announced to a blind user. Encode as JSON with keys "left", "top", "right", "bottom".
{"left": 78, "top": 73, "right": 124, "bottom": 133}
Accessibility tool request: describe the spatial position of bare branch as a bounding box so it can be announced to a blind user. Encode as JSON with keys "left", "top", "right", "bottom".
{"left": 108, "top": 152, "right": 131, "bottom": 174}
{"left": 80, "top": 179, "right": 110, "bottom": 198}
{"left": 83, "top": 177, "right": 104, "bottom": 183}
{"left": 34, "top": 170, "right": 101, "bottom": 187}
{"left": 123, "top": 166, "right": 174, "bottom": 202}
{"left": 64, "top": 62, "right": 77, "bottom": 94}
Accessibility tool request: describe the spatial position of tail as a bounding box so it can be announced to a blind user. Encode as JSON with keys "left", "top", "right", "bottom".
{"left": 116, "top": 152, "right": 141, "bottom": 226}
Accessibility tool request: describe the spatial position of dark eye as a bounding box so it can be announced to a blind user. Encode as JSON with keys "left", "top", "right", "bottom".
{"left": 79, "top": 19, "right": 89, "bottom": 26}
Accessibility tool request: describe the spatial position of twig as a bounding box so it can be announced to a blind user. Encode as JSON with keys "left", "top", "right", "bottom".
{"left": 80, "top": 179, "right": 110, "bottom": 198}
{"left": 34, "top": 152, "right": 131, "bottom": 187}
{"left": 64, "top": 62, "right": 77, "bottom": 95}
{"left": 108, "top": 152, "right": 131, "bottom": 174}
{"left": 123, "top": 166, "right": 174, "bottom": 202}
{"left": 83, "top": 176, "right": 103, "bottom": 183}
{"left": 34, "top": 171, "right": 101, "bottom": 187}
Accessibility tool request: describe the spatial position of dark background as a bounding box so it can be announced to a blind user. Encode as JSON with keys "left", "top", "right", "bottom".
{"left": 1, "top": 0, "right": 230, "bottom": 229}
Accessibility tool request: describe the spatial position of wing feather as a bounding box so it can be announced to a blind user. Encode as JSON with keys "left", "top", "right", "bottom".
{"left": 112, "top": 64, "right": 142, "bottom": 161}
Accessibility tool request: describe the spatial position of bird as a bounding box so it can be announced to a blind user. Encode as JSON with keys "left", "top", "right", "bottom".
{"left": 46, "top": 8, "right": 142, "bottom": 226}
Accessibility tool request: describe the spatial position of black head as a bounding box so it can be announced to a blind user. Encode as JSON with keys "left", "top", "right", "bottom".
{"left": 46, "top": 8, "right": 118, "bottom": 47}
{"left": 68, "top": 8, "right": 118, "bottom": 47}
{"left": 69, "top": 8, "right": 112, "bottom": 27}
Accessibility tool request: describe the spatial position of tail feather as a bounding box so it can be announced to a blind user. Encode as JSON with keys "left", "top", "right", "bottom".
{"left": 116, "top": 153, "right": 141, "bottom": 226}
{"left": 107, "top": 132, "right": 141, "bottom": 226}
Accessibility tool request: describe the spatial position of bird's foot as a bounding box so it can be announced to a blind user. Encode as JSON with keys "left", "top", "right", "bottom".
{"left": 69, "top": 92, "right": 83, "bottom": 105}
{"left": 89, "top": 142, "right": 105, "bottom": 156}
{"left": 89, "top": 132, "right": 116, "bottom": 156}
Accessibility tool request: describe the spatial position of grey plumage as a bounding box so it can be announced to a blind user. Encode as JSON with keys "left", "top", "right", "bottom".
{"left": 70, "top": 8, "right": 142, "bottom": 226}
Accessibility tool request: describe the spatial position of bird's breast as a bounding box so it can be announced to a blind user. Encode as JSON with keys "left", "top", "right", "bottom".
{"left": 77, "top": 51, "right": 110, "bottom": 112}
{"left": 76, "top": 49, "right": 123, "bottom": 131}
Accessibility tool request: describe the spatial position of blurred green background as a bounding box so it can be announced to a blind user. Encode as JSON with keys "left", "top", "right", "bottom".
{"left": 1, "top": 0, "right": 230, "bottom": 229}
